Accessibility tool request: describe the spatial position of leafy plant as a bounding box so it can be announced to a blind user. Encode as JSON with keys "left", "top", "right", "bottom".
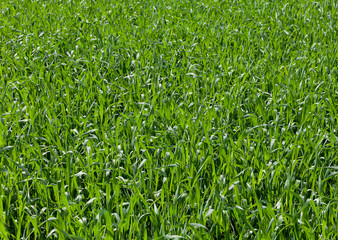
{"left": 0, "top": 0, "right": 337, "bottom": 239}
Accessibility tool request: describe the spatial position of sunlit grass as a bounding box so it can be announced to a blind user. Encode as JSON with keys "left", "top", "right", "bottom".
{"left": 0, "top": 0, "right": 337, "bottom": 239}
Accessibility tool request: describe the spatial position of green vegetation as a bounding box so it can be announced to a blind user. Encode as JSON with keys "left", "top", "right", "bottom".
{"left": 1, "top": 0, "right": 337, "bottom": 239}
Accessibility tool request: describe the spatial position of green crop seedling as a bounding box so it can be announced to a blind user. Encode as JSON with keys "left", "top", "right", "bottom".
{"left": 0, "top": 0, "right": 337, "bottom": 239}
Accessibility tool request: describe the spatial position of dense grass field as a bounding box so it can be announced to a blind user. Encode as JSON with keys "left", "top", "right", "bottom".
{"left": 0, "top": 0, "right": 338, "bottom": 239}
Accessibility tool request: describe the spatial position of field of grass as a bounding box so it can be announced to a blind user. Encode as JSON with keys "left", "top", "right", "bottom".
{"left": 0, "top": 0, "right": 338, "bottom": 239}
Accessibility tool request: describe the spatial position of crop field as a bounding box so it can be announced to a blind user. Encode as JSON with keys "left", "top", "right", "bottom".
{"left": 0, "top": 0, "right": 338, "bottom": 239}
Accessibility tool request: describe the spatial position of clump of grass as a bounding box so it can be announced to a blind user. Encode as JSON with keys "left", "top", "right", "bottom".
{"left": 0, "top": 0, "right": 337, "bottom": 239}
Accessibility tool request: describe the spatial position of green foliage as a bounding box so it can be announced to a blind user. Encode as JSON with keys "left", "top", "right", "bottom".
{"left": 0, "top": 0, "right": 337, "bottom": 239}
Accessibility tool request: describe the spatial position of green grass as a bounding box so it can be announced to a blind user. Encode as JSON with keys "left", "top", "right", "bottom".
{"left": 0, "top": 0, "right": 338, "bottom": 239}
